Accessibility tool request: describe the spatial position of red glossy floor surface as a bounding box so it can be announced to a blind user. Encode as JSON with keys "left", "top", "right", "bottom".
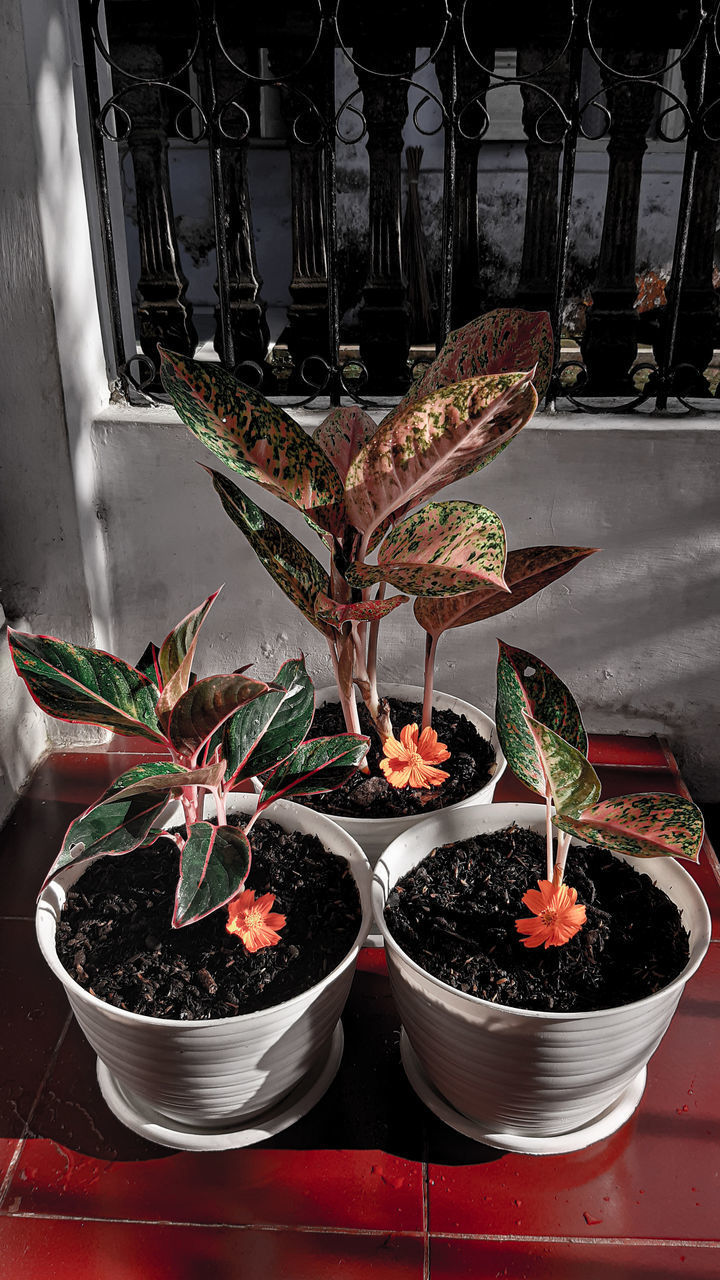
{"left": 1, "top": 736, "right": 718, "bottom": 1278}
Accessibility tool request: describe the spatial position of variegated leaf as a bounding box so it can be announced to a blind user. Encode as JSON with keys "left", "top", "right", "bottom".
{"left": 224, "top": 656, "right": 315, "bottom": 785}
{"left": 173, "top": 822, "right": 252, "bottom": 927}
{"left": 313, "top": 405, "right": 378, "bottom": 482}
{"left": 523, "top": 714, "right": 601, "bottom": 817}
{"left": 314, "top": 592, "right": 409, "bottom": 629}
{"left": 41, "top": 792, "right": 169, "bottom": 893}
{"left": 496, "top": 641, "right": 587, "bottom": 797}
{"left": 414, "top": 546, "right": 598, "bottom": 641}
{"left": 208, "top": 468, "right": 332, "bottom": 636}
{"left": 167, "top": 673, "right": 271, "bottom": 764}
{"left": 345, "top": 372, "right": 537, "bottom": 542}
{"left": 346, "top": 501, "right": 507, "bottom": 597}
{"left": 8, "top": 629, "right": 165, "bottom": 743}
{"left": 554, "top": 793, "right": 704, "bottom": 863}
{"left": 256, "top": 734, "right": 370, "bottom": 812}
{"left": 385, "top": 308, "right": 554, "bottom": 430}
{"left": 159, "top": 349, "right": 343, "bottom": 534}
{"left": 96, "top": 760, "right": 227, "bottom": 805}
{"left": 156, "top": 590, "right": 220, "bottom": 723}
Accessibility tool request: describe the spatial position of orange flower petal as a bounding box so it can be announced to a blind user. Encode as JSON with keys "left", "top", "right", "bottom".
{"left": 380, "top": 722, "right": 453, "bottom": 790}
{"left": 399, "top": 723, "right": 419, "bottom": 751}
{"left": 515, "top": 877, "right": 586, "bottom": 949}
{"left": 226, "top": 889, "right": 287, "bottom": 951}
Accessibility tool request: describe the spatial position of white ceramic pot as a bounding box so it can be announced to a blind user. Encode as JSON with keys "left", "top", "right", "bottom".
{"left": 312, "top": 684, "right": 506, "bottom": 869}
{"left": 36, "top": 793, "right": 371, "bottom": 1141}
{"left": 372, "top": 802, "right": 711, "bottom": 1153}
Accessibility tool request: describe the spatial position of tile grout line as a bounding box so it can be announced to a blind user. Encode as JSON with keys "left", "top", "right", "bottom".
{"left": 18, "top": 1012, "right": 72, "bottom": 1139}
{"left": 427, "top": 1232, "right": 720, "bottom": 1248}
{"left": 0, "top": 1212, "right": 429, "bottom": 1238}
{"left": 0, "top": 1142, "right": 26, "bottom": 1212}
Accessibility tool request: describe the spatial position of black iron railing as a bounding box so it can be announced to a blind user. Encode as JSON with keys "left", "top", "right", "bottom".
{"left": 79, "top": 1, "right": 720, "bottom": 410}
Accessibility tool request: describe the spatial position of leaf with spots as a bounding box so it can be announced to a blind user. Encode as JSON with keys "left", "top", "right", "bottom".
{"left": 554, "top": 793, "right": 705, "bottom": 863}
{"left": 345, "top": 372, "right": 537, "bottom": 544}
{"left": 8, "top": 628, "right": 165, "bottom": 743}
{"left": 414, "top": 546, "right": 598, "bottom": 642}
{"left": 384, "top": 308, "right": 554, "bottom": 430}
{"left": 223, "top": 656, "right": 315, "bottom": 786}
{"left": 313, "top": 404, "right": 379, "bottom": 482}
{"left": 496, "top": 641, "right": 587, "bottom": 797}
{"left": 314, "top": 592, "right": 409, "bottom": 629}
{"left": 256, "top": 733, "right": 370, "bottom": 812}
{"left": 345, "top": 501, "right": 508, "bottom": 597}
{"left": 156, "top": 590, "right": 220, "bottom": 724}
{"left": 207, "top": 468, "right": 332, "bottom": 637}
{"left": 167, "top": 672, "right": 272, "bottom": 764}
{"left": 159, "top": 349, "right": 344, "bottom": 536}
{"left": 523, "top": 715, "right": 601, "bottom": 817}
{"left": 174, "top": 822, "right": 252, "bottom": 927}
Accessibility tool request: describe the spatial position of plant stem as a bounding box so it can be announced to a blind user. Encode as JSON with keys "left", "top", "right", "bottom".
{"left": 556, "top": 830, "right": 572, "bottom": 881}
{"left": 214, "top": 785, "right": 227, "bottom": 827}
{"left": 327, "top": 632, "right": 364, "bottom": 740}
{"left": 422, "top": 633, "right": 438, "bottom": 730}
{"left": 366, "top": 581, "right": 385, "bottom": 692}
{"left": 545, "top": 784, "right": 554, "bottom": 882}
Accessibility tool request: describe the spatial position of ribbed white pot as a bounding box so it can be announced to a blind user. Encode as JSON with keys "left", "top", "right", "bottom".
{"left": 36, "top": 793, "right": 371, "bottom": 1132}
{"left": 373, "top": 802, "right": 711, "bottom": 1145}
{"left": 312, "top": 684, "right": 506, "bottom": 869}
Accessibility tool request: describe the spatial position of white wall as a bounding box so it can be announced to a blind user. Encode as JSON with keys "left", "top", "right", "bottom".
{"left": 91, "top": 404, "right": 720, "bottom": 800}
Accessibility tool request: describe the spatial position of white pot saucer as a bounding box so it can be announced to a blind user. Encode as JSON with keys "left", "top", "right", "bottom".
{"left": 400, "top": 1029, "right": 647, "bottom": 1156}
{"left": 97, "top": 1022, "right": 344, "bottom": 1152}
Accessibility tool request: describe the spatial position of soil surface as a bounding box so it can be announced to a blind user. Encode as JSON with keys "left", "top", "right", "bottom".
{"left": 56, "top": 817, "right": 361, "bottom": 1020}
{"left": 306, "top": 696, "right": 496, "bottom": 819}
{"left": 384, "top": 824, "right": 689, "bottom": 1012}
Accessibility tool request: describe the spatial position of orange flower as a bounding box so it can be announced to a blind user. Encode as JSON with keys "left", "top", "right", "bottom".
{"left": 226, "top": 889, "right": 287, "bottom": 952}
{"left": 379, "top": 722, "right": 451, "bottom": 790}
{"left": 515, "top": 872, "right": 586, "bottom": 949}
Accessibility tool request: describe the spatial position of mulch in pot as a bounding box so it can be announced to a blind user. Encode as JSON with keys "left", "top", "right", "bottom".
{"left": 383, "top": 824, "right": 690, "bottom": 1013}
{"left": 306, "top": 696, "right": 496, "bottom": 819}
{"left": 55, "top": 817, "right": 361, "bottom": 1020}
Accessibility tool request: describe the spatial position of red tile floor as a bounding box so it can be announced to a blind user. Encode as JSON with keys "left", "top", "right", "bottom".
{"left": 1, "top": 736, "right": 718, "bottom": 1278}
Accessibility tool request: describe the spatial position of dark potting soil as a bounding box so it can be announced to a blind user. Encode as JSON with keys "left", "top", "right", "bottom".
{"left": 384, "top": 824, "right": 690, "bottom": 1013}
{"left": 55, "top": 817, "right": 361, "bottom": 1020}
{"left": 306, "top": 696, "right": 496, "bottom": 819}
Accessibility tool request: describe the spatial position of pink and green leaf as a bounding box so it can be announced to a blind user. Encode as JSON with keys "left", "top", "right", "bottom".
{"left": 496, "top": 641, "right": 587, "bottom": 797}
{"left": 207, "top": 468, "right": 332, "bottom": 636}
{"left": 173, "top": 822, "right": 252, "bottom": 927}
{"left": 224, "top": 656, "right": 315, "bottom": 786}
{"left": 8, "top": 628, "right": 165, "bottom": 743}
{"left": 345, "top": 372, "right": 537, "bottom": 541}
{"left": 346, "top": 501, "right": 507, "bottom": 597}
{"left": 135, "top": 641, "right": 163, "bottom": 688}
{"left": 554, "top": 793, "right": 705, "bottom": 863}
{"left": 313, "top": 405, "right": 379, "bottom": 482}
{"left": 314, "top": 592, "right": 409, "bottom": 629}
{"left": 523, "top": 714, "right": 601, "bottom": 817}
{"left": 256, "top": 734, "right": 370, "bottom": 811}
{"left": 167, "top": 672, "right": 272, "bottom": 764}
{"left": 96, "top": 760, "right": 227, "bottom": 805}
{"left": 156, "top": 590, "right": 219, "bottom": 723}
{"left": 414, "top": 545, "right": 598, "bottom": 642}
{"left": 41, "top": 792, "right": 169, "bottom": 893}
{"left": 159, "top": 349, "right": 343, "bottom": 534}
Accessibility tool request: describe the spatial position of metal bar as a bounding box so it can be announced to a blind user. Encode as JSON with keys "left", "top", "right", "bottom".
{"left": 199, "top": 0, "right": 235, "bottom": 371}
{"left": 656, "top": 4, "right": 711, "bottom": 409}
{"left": 548, "top": 1, "right": 586, "bottom": 410}
{"left": 324, "top": 4, "right": 341, "bottom": 405}
{"left": 439, "top": 3, "right": 458, "bottom": 342}
{"left": 79, "top": 0, "right": 128, "bottom": 384}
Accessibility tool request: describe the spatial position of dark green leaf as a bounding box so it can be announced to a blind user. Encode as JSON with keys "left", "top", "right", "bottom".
{"left": 208, "top": 469, "right": 332, "bottom": 636}
{"left": 495, "top": 641, "right": 587, "bottom": 797}
{"left": 97, "top": 760, "right": 227, "bottom": 804}
{"left": 41, "top": 794, "right": 168, "bottom": 893}
{"left": 173, "top": 822, "right": 252, "bottom": 927}
{"left": 8, "top": 629, "right": 165, "bottom": 742}
{"left": 225, "top": 656, "right": 315, "bottom": 785}
{"left": 257, "top": 734, "right": 369, "bottom": 811}
{"left": 135, "top": 642, "right": 162, "bottom": 687}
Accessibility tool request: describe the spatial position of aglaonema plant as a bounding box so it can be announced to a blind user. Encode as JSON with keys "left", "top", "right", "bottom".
{"left": 8, "top": 589, "right": 369, "bottom": 930}
{"left": 159, "top": 309, "right": 595, "bottom": 771}
{"left": 495, "top": 640, "right": 705, "bottom": 949}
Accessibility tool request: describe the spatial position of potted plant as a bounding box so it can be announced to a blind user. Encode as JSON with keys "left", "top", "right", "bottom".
{"left": 159, "top": 309, "right": 595, "bottom": 863}
{"left": 372, "top": 641, "right": 711, "bottom": 1154}
{"left": 9, "top": 590, "right": 372, "bottom": 1150}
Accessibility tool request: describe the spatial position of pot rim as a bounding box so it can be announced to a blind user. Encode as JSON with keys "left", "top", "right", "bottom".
{"left": 36, "top": 792, "right": 372, "bottom": 1031}
{"left": 313, "top": 682, "right": 506, "bottom": 827}
{"left": 372, "top": 800, "right": 712, "bottom": 1023}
